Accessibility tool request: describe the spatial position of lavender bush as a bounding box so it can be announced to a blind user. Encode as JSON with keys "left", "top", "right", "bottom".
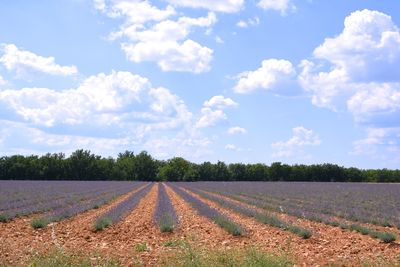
{"left": 154, "top": 183, "right": 178, "bottom": 232}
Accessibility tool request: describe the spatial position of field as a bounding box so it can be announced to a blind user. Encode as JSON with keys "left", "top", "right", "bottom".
{"left": 0, "top": 181, "right": 399, "bottom": 266}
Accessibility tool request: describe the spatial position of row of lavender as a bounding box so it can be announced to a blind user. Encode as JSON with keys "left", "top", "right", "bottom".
{"left": 177, "top": 183, "right": 312, "bottom": 239}
{"left": 0, "top": 181, "right": 145, "bottom": 223}
{"left": 183, "top": 182, "right": 400, "bottom": 228}
{"left": 154, "top": 183, "right": 178, "bottom": 232}
{"left": 179, "top": 182, "right": 398, "bottom": 242}
{"left": 0, "top": 181, "right": 179, "bottom": 233}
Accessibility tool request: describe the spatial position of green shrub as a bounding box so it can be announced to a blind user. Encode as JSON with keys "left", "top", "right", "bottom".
{"left": 370, "top": 231, "right": 397, "bottom": 243}
{"left": 287, "top": 225, "right": 312, "bottom": 239}
{"left": 0, "top": 213, "right": 10, "bottom": 223}
{"left": 214, "top": 216, "right": 243, "bottom": 236}
{"left": 159, "top": 213, "right": 175, "bottom": 233}
{"left": 31, "top": 217, "right": 50, "bottom": 229}
{"left": 326, "top": 221, "right": 340, "bottom": 227}
{"left": 94, "top": 217, "right": 112, "bottom": 231}
{"left": 135, "top": 242, "right": 147, "bottom": 252}
{"left": 349, "top": 224, "right": 371, "bottom": 235}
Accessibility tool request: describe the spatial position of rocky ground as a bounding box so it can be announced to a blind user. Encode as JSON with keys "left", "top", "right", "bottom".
{"left": 0, "top": 183, "right": 399, "bottom": 266}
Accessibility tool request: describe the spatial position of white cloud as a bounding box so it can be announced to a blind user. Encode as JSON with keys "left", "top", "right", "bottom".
{"left": 93, "top": 0, "right": 106, "bottom": 12}
{"left": 215, "top": 36, "right": 224, "bottom": 44}
{"left": 204, "top": 95, "right": 238, "bottom": 109}
{"left": 0, "top": 44, "right": 78, "bottom": 76}
{"left": 143, "top": 133, "right": 212, "bottom": 159}
{"left": 165, "top": 0, "right": 244, "bottom": 13}
{"left": 298, "top": 59, "right": 349, "bottom": 109}
{"left": 227, "top": 126, "right": 247, "bottom": 135}
{"left": 258, "top": 0, "right": 295, "bottom": 15}
{"left": 352, "top": 127, "right": 400, "bottom": 165}
{"left": 299, "top": 9, "right": 400, "bottom": 161}
{"left": 271, "top": 126, "right": 321, "bottom": 158}
{"left": 95, "top": 0, "right": 176, "bottom": 25}
{"left": 0, "top": 71, "right": 192, "bottom": 135}
{"left": 300, "top": 11, "right": 400, "bottom": 124}
{"left": 236, "top": 20, "right": 248, "bottom": 28}
{"left": 313, "top": 9, "right": 400, "bottom": 83}
{"left": 225, "top": 144, "right": 241, "bottom": 151}
{"left": 347, "top": 83, "right": 400, "bottom": 125}
{"left": 0, "top": 69, "right": 217, "bottom": 160}
{"left": 122, "top": 39, "right": 213, "bottom": 73}
{"left": 196, "top": 107, "right": 227, "bottom": 128}
{"left": 196, "top": 95, "right": 238, "bottom": 128}
{"left": 234, "top": 59, "right": 296, "bottom": 94}
{"left": 236, "top": 17, "right": 260, "bottom": 28}
{"left": 98, "top": 1, "right": 215, "bottom": 73}
{"left": 0, "top": 120, "right": 130, "bottom": 156}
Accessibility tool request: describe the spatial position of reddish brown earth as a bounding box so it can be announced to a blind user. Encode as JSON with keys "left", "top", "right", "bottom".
{"left": 0, "top": 183, "right": 399, "bottom": 266}
{"left": 181, "top": 187, "right": 400, "bottom": 266}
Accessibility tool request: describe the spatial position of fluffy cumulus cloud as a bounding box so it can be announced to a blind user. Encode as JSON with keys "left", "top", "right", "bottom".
{"left": 271, "top": 126, "right": 321, "bottom": 158}
{"left": 0, "top": 44, "right": 78, "bottom": 76}
{"left": 96, "top": 0, "right": 215, "bottom": 73}
{"left": 196, "top": 95, "right": 238, "bottom": 128}
{"left": 227, "top": 126, "right": 247, "bottom": 135}
{"left": 0, "top": 120, "right": 130, "bottom": 156}
{"left": 234, "top": 59, "right": 296, "bottom": 94}
{"left": 298, "top": 9, "right": 400, "bottom": 159}
{"left": 203, "top": 95, "right": 238, "bottom": 109}
{"left": 0, "top": 71, "right": 151, "bottom": 127}
{"left": 0, "top": 68, "right": 217, "bottom": 160}
{"left": 347, "top": 83, "right": 400, "bottom": 125}
{"left": 94, "top": 0, "right": 176, "bottom": 24}
{"left": 0, "top": 71, "right": 194, "bottom": 140}
{"left": 258, "top": 0, "right": 295, "bottom": 15}
{"left": 313, "top": 9, "right": 400, "bottom": 83}
{"left": 300, "top": 9, "right": 400, "bottom": 110}
{"left": 165, "top": 0, "right": 244, "bottom": 13}
{"left": 196, "top": 107, "right": 227, "bottom": 128}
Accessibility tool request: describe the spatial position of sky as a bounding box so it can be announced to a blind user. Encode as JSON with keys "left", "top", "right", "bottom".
{"left": 0, "top": 0, "right": 399, "bottom": 169}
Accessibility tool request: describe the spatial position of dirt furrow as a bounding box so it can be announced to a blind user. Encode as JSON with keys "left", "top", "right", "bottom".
{"left": 165, "top": 184, "right": 250, "bottom": 250}
{"left": 182, "top": 187, "right": 400, "bottom": 266}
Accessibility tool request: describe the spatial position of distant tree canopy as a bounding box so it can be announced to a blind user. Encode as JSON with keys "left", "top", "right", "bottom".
{"left": 0, "top": 149, "right": 399, "bottom": 182}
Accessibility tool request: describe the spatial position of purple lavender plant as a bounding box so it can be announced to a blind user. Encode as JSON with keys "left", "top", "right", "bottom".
{"left": 154, "top": 183, "right": 178, "bottom": 232}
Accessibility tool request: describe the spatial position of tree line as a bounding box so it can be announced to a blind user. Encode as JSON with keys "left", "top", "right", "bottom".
{"left": 0, "top": 149, "right": 399, "bottom": 183}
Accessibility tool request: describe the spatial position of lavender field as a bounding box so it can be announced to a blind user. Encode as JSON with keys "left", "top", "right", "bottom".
{"left": 178, "top": 182, "right": 400, "bottom": 229}
{"left": 0, "top": 180, "right": 145, "bottom": 222}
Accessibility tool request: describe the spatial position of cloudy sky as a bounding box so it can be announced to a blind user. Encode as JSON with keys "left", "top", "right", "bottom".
{"left": 0, "top": 0, "right": 399, "bottom": 168}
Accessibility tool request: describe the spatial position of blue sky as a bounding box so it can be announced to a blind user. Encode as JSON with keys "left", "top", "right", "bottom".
{"left": 0, "top": 0, "right": 399, "bottom": 169}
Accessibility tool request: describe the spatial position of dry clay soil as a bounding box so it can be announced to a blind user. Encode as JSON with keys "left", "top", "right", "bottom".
{"left": 0, "top": 183, "right": 400, "bottom": 266}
